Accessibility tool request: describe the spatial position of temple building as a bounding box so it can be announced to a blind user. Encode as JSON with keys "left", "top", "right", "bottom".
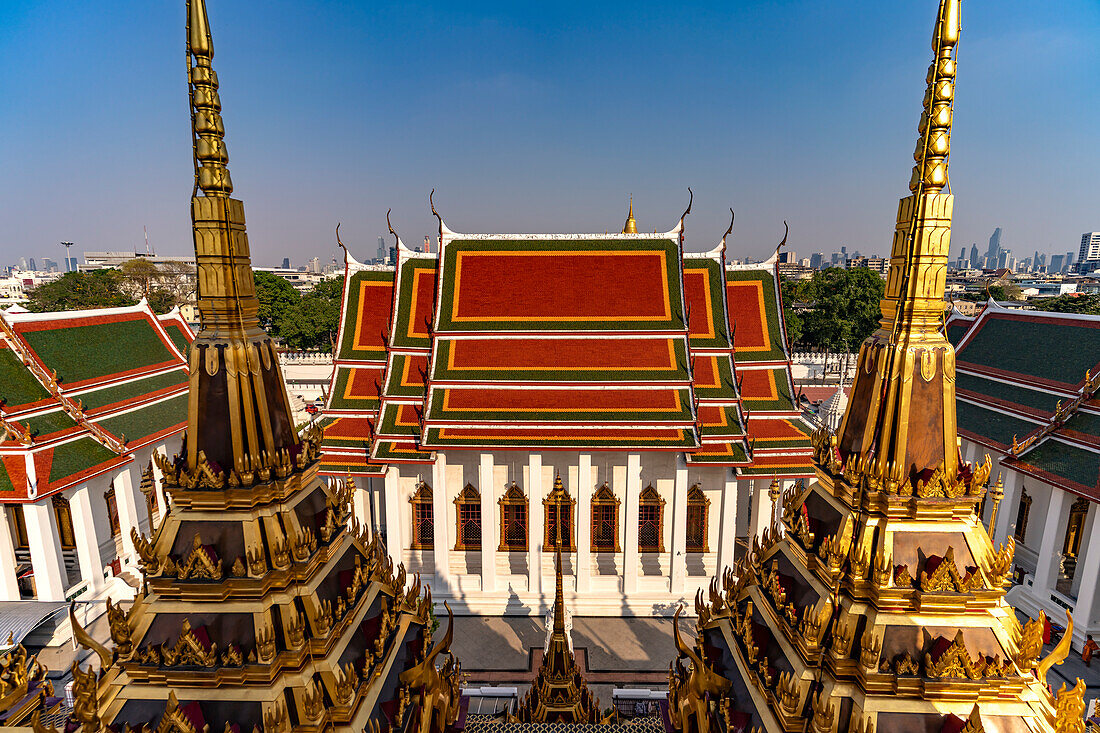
{"left": 319, "top": 204, "right": 814, "bottom": 616}
{"left": 37, "top": 2, "right": 462, "bottom": 733}
{"left": 947, "top": 302, "right": 1100, "bottom": 651}
{"left": 0, "top": 303, "right": 191, "bottom": 604}
{"left": 667, "top": 1, "right": 1088, "bottom": 730}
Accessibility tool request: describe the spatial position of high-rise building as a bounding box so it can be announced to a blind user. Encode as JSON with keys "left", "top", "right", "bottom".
{"left": 997, "top": 248, "right": 1011, "bottom": 270}
{"left": 41, "top": 257, "right": 58, "bottom": 272}
{"left": 809, "top": 252, "right": 824, "bottom": 269}
{"left": 1049, "top": 253, "right": 1065, "bottom": 273}
{"left": 308, "top": 255, "right": 321, "bottom": 273}
{"left": 986, "top": 225, "right": 1002, "bottom": 261}
{"left": 281, "top": 256, "right": 290, "bottom": 268}
{"left": 377, "top": 235, "right": 386, "bottom": 261}
{"left": 969, "top": 242, "right": 979, "bottom": 267}
{"left": 1078, "top": 232, "right": 1100, "bottom": 270}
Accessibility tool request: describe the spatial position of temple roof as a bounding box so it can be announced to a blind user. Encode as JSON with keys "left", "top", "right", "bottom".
{"left": 951, "top": 305, "right": 1100, "bottom": 500}
{"left": 0, "top": 302, "right": 190, "bottom": 498}
{"left": 320, "top": 224, "right": 812, "bottom": 470}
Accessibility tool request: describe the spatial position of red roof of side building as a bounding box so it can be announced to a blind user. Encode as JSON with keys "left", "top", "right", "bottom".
{"left": 0, "top": 301, "right": 190, "bottom": 499}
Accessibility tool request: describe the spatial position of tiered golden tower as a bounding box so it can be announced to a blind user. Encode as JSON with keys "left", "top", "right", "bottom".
{"left": 38, "top": 3, "right": 461, "bottom": 733}
{"left": 674, "top": 1, "right": 1088, "bottom": 731}
{"left": 516, "top": 476, "right": 601, "bottom": 724}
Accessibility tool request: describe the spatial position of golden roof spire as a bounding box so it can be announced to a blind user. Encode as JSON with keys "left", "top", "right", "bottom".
{"left": 183, "top": 0, "right": 300, "bottom": 477}
{"left": 622, "top": 196, "right": 637, "bottom": 234}
{"left": 836, "top": 0, "right": 962, "bottom": 486}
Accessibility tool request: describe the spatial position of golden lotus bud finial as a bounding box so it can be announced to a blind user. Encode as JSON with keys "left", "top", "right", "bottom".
{"left": 622, "top": 196, "right": 637, "bottom": 234}
{"left": 187, "top": 0, "right": 233, "bottom": 196}
{"left": 909, "top": 0, "right": 960, "bottom": 195}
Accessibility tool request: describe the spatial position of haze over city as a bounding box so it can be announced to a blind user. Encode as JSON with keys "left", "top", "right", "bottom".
{"left": 3, "top": 0, "right": 1098, "bottom": 266}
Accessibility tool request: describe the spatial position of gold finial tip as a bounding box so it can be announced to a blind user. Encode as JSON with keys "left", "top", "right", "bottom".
{"left": 188, "top": 0, "right": 213, "bottom": 57}
{"left": 938, "top": 0, "right": 961, "bottom": 46}
{"left": 622, "top": 196, "right": 637, "bottom": 234}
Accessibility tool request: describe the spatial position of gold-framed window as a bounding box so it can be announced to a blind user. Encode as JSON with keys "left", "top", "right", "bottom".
{"left": 410, "top": 481, "right": 434, "bottom": 550}
{"left": 104, "top": 489, "right": 120, "bottom": 538}
{"left": 638, "top": 485, "right": 665, "bottom": 553}
{"left": 498, "top": 482, "right": 528, "bottom": 551}
{"left": 454, "top": 483, "right": 482, "bottom": 551}
{"left": 591, "top": 483, "right": 619, "bottom": 552}
{"left": 686, "top": 484, "right": 710, "bottom": 552}
{"left": 544, "top": 476, "right": 576, "bottom": 551}
{"left": 9, "top": 507, "right": 28, "bottom": 550}
{"left": 52, "top": 495, "right": 76, "bottom": 549}
{"left": 1014, "top": 490, "right": 1031, "bottom": 543}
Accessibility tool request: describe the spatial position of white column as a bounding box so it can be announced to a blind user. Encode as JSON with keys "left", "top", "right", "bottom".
{"left": 1071, "top": 507, "right": 1100, "bottom": 630}
{"left": 383, "top": 467, "right": 403, "bottom": 567}
{"left": 993, "top": 469, "right": 1020, "bottom": 546}
{"left": 717, "top": 474, "right": 738, "bottom": 573}
{"left": 623, "top": 454, "right": 641, "bottom": 595}
{"left": 478, "top": 454, "right": 497, "bottom": 593}
{"left": 0, "top": 507, "right": 22, "bottom": 600}
{"left": 113, "top": 467, "right": 142, "bottom": 565}
{"left": 751, "top": 478, "right": 771, "bottom": 539}
{"left": 527, "top": 454, "right": 544, "bottom": 599}
{"left": 575, "top": 454, "right": 593, "bottom": 594}
{"left": 24, "top": 502, "right": 66, "bottom": 601}
{"left": 1032, "top": 488, "right": 1069, "bottom": 600}
{"left": 69, "top": 485, "right": 105, "bottom": 594}
{"left": 670, "top": 457, "right": 689, "bottom": 594}
{"left": 431, "top": 455, "right": 451, "bottom": 581}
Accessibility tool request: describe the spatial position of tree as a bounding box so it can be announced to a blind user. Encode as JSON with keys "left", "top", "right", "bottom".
{"left": 270, "top": 276, "right": 344, "bottom": 351}
{"left": 119, "top": 258, "right": 161, "bottom": 298}
{"left": 25, "top": 270, "right": 137, "bottom": 312}
{"left": 1033, "top": 293, "right": 1100, "bottom": 315}
{"left": 780, "top": 268, "right": 885, "bottom": 352}
{"left": 254, "top": 271, "right": 299, "bottom": 335}
{"left": 117, "top": 258, "right": 196, "bottom": 314}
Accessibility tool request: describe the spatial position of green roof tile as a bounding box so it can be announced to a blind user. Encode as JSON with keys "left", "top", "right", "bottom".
{"left": 95, "top": 395, "right": 187, "bottom": 443}
{"left": 956, "top": 399, "right": 1038, "bottom": 447}
{"left": 955, "top": 373, "right": 1060, "bottom": 414}
{"left": 0, "top": 348, "right": 49, "bottom": 408}
{"left": 23, "top": 409, "right": 78, "bottom": 438}
{"left": 162, "top": 323, "right": 191, "bottom": 356}
{"left": 48, "top": 437, "right": 119, "bottom": 485}
{"left": 78, "top": 370, "right": 187, "bottom": 411}
{"left": 957, "top": 315, "right": 1100, "bottom": 386}
{"left": 21, "top": 318, "right": 177, "bottom": 385}
{"left": 1017, "top": 439, "right": 1100, "bottom": 492}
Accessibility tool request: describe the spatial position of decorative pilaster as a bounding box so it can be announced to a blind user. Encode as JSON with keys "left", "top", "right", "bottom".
{"left": 717, "top": 475, "right": 738, "bottom": 573}
{"left": 69, "top": 484, "right": 105, "bottom": 594}
{"left": 623, "top": 454, "right": 641, "bottom": 595}
{"left": 113, "top": 468, "right": 142, "bottom": 565}
{"left": 993, "top": 469, "right": 1019, "bottom": 545}
{"left": 23, "top": 502, "right": 66, "bottom": 602}
{"left": 575, "top": 454, "right": 593, "bottom": 594}
{"left": 478, "top": 454, "right": 497, "bottom": 593}
{"left": 0, "top": 507, "right": 22, "bottom": 600}
{"left": 431, "top": 454, "right": 450, "bottom": 581}
{"left": 384, "top": 466, "right": 403, "bottom": 567}
{"left": 670, "top": 458, "right": 688, "bottom": 594}
{"left": 528, "top": 454, "right": 544, "bottom": 598}
{"left": 1032, "top": 488, "right": 1069, "bottom": 611}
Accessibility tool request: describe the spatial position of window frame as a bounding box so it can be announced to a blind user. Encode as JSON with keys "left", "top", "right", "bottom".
{"left": 52, "top": 495, "right": 76, "bottom": 549}
{"left": 1014, "top": 489, "right": 1032, "bottom": 544}
{"left": 686, "top": 484, "right": 710, "bottom": 553}
{"left": 544, "top": 481, "right": 577, "bottom": 552}
{"left": 409, "top": 481, "right": 434, "bottom": 550}
{"left": 590, "top": 483, "right": 620, "bottom": 553}
{"left": 498, "top": 482, "right": 529, "bottom": 552}
{"left": 453, "top": 483, "right": 482, "bottom": 551}
{"left": 638, "top": 485, "right": 665, "bottom": 553}
{"left": 105, "top": 488, "right": 120, "bottom": 538}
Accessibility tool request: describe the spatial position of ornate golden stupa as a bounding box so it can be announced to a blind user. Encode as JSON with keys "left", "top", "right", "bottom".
{"left": 672, "top": 1, "right": 1088, "bottom": 731}
{"left": 33, "top": 3, "right": 461, "bottom": 733}
{"left": 516, "top": 475, "right": 601, "bottom": 724}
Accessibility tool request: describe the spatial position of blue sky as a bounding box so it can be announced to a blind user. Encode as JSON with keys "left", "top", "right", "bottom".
{"left": 1, "top": 1, "right": 1098, "bottom": 267}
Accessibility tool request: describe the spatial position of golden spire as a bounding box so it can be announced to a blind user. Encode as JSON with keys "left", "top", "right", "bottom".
{"left": 622, "top": 196, "right": 637, "bottom": 234}
{"left": 836, "top": 0, "right": 962, "bottom": 487}
{"left": 184, "top": 0, "right": 300, "bottom": 479}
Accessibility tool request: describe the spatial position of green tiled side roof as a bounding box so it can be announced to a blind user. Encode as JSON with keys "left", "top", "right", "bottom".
{"left": 336, "top": 269, "right": 395, "bottom": 360}
{"left": 1016, "top": 439, "right": 1100, "bottom": 493}
{"left": 425, "top": 387, "right": 696, "bottom": 423}
{"left": 326, "top": 366, "right": 383, "bottom": 411}
{"left": 48, "top": 437, "right": 119, "bottom": 484}
{"left": 22, "top": 409, "right": 78, "bottom": 438}
{"left": 1062, "top": 410, "right": 1100, "bottom": 441}
{"left": 945, "top": 321, "right": 972, "bottom": 346}
{"left": 957, "top": 315, "right": 1100, "bottom": 386}
{"left": 0, "top": 460, "right": 14, "bottom": 493}
{"left": 686, "top": 442, "right": 750, "bottom": 464}
{"left": 78, "top": 370, "right": 187, "bottom": 411}
{"left": 0, "top": 348, "right": 50, "bottom": 408}
{"left": 423, "top": 427, "right": 697, "bottom": 450}
{"left": 95, "top": 395, "right": 188, "bottom": 443}
{"left": 956, "top": 399, "right": 1038, "bottom": 447}
{"left": 383, "top": 355, "right": 427, "bottom": 398}
{"left": 683, "top": 258, "right": 732, "bottom": 350}
{"left": 390, "top": 260, "right": 437, "bottom": 350}
{"left": 741, "top": 368, "right": 795, "bottom": 412}
{"left": 693, "top": 355, "right": 737, "bottom": 401}
{"left": 955, "top": 373, "right": 1061, "bottom": 414}
{"left": 162, "top": 323, "right": 191, "bottom": 356}
{"left": 22, "top": 318, "right": 177, "bottom": 384}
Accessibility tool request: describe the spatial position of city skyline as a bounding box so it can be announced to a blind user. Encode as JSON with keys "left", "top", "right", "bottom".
{"left": 2, "top": 1, "right": 1098, "bottom": 266}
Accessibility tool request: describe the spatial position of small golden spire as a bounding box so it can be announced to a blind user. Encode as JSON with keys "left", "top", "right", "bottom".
{"left": 622, "top": 196, "right": 637, "bottom": 234}
{"left": 909, "top": 0, "right": 960, "bottom": 195}
{"left": 187, "top": 0, "right": 232, "bottom": 196}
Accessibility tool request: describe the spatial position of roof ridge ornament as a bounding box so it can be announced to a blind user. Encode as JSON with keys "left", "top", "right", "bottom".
{"left": 429, "top": 188, "right": 455, "bottom": 241}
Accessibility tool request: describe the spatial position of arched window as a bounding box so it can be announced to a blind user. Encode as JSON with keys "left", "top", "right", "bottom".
{"left": 544, "top": 475, "right": 576, "bottom": 551}
{"left": 1014, "top": 490, "right": 1032, "bottom": 543}
{"left": 638, "top": 486, "right": 665, "bottom": 553}
{"left": 1064, "top": 497, "right": 1090, "bottom": 558}
{"left": 410, "top": 481, "right": 434, "bottom": 550}
{"left": 590, "top": 483, "right": 620, "bottom": 552}
{"left": 104, "top": 488, "right": 120, "bottom": 538}
{"left": 52, "top": 495, "right": 76, "bottom": 549}
{"left": 454, "top": 484, "right": 482, "bottom": 551}
{"left": 686, "top": 485, "right": 709, "bottom": 552}
{"left": 498, "top": 482, "right": 528, "bottom": 551}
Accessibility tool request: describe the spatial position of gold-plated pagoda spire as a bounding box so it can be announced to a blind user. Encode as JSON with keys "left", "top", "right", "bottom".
{"left": 622, "top": 196, "right": 637, "bottom": 234}
{"left": 184, "top": 0, "right": 300, "bottom": 479}
{"left": 837, "top": 0, "right": 961, "bottom": 488}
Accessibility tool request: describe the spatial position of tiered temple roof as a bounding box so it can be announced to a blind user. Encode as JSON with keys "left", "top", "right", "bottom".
{"left": 667, "top": 2, "right": 1088, "bottom": 730}
{"left": 321, "top": 208, "right": 811, "bottom": 475}
{"left": 0, "top": 302, "right": 191, "bottom": 499}
{"left": 44, "top": 3, "right": 463, "bottom": 733}
{"left": 950, "top": 302, "right": 1100, "bottom": 502}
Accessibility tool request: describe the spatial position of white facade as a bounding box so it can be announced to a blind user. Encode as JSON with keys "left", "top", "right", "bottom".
{"left": 338, "top": 450, "right": 792, "bottom": 617}
{"left": 0, "top": 437, "right": 180, "bottom": 606}
{"left": 964, "top": 437, "right": 1100, "bottom": 651}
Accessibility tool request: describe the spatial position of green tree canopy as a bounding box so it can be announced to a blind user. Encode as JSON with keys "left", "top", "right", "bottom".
{"left": 781, "top": 267, "right": 885, "bottom": 351}
{"left": 254, "top": 274, "right": 344, "bottom": 351}
{"left": 254, "top": 271, "right": 299, "bottom": 334}
{"left": 25, "top": 270, "right": 137, "bottom": 312}
{"left": 1033, "top": 293, "right": 1100, "bottom": 315}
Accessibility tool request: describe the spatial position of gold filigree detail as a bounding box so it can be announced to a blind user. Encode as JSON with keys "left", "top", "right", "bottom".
{"left": 924, "top": 631, "right": 985, "bottom": 679}
{"left": 176, "top": 534, "right": 222, "bottom": 581}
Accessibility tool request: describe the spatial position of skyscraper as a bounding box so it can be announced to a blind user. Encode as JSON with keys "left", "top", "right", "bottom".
{"left": 1049, "top": 254, "right": 1065, "bottom": 273}
{"left": 969, "top": 242, "right": 979, "bottom": 267}
{"left": 986, "top": 226, "right": 1002, "bottom": 262}
{"left": 281, "top": 256, "right": 290, "bottom": 268}
{"left": 376, "top": 235, "right": 386, "bottom": 261}
{"left": 1078, "top": 232, "right": 1100, "bottom": 270}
